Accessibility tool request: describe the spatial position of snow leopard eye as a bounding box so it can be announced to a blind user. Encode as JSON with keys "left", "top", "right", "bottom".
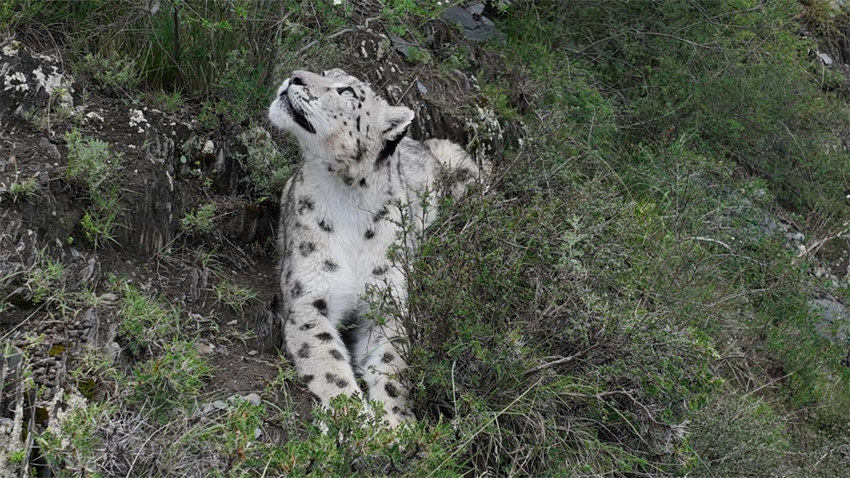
{"left": 336, "top": 86, "right": 356, "bottom": 98}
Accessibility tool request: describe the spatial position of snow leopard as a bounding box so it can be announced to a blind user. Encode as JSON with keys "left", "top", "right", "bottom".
{"left": 268, "top": 68, "right": 488, "bottom": 427}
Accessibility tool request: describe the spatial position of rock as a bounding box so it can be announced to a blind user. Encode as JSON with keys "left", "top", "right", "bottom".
{"left": 187, "top": 267, "right": 209, "bottom": 303}
{"left": 202, "top": 139, "right": 214, "bottom": 155}
{"left": 38, "top": 137, "right": 61, "bottom": 161}
{"left": 441, "top": 5, "right": 501, "bottom": 42}
{"left": 34, "top": 170, "right": 49, "bottom": 186}
{"left": 104, "top": 342, "right": 122, "bottom": 362}
{"left": 811, "top": 297, "right": 850, "bottom": 344}
{"left": 244, "top": 393, "right": 261, "bottom": 406}
{"left": 0, "top": 42, "right": 75, "bottom": 124}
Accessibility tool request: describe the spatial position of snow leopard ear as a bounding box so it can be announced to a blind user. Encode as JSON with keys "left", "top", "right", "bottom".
{"left": 381, "top": 106, "right": 414, "bottom": 140}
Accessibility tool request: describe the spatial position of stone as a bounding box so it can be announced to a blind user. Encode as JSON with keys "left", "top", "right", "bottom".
{"left": 38, "top": 137, "right": 61, "bottom": 161}
{"left": 202, "top": 139, "right": 214, "bottom": 155}
{"left": 811, "top": 297, "right": 850, "bottom": 343}
{"left": 244, "top": 393, "right": 261, "bottom": 406}
{"left": 441, "top": 5, "right": 501, "bottom": 42}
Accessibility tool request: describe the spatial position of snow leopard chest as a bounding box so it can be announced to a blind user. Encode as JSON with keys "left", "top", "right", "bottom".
{"left": 282, "top": 166, "right": 407, "bottom": 317}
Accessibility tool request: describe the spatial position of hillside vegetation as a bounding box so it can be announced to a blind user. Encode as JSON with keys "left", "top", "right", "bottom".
{"left": 2, "top": 0, "right": 850, "bottom": 476}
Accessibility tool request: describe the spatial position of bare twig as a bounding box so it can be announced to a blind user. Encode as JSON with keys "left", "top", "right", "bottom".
{"left": 296, "top": 16, "right": 378, "bottom": 55}
{"left": 524, "top": 345, "right": 597, "bottom": 377}
{"left": 687, "top": 236, "right": 733, "bottom": 252}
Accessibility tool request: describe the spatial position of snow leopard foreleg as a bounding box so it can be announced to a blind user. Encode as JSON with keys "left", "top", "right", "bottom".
{"left": 284, "top": 299, "right": 363, "bottom": 407}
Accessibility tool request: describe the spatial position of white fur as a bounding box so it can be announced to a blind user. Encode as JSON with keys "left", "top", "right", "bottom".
{"left": 269, "top": 68, "right": 487, "bottom": 427}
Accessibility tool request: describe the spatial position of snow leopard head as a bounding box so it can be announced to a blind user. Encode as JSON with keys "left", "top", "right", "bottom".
{"left": 268, "top": 69, "right": 414, "bottom": 176}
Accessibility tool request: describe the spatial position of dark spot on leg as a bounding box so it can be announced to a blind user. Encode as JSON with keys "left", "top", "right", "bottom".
{"left": 323, "top": 259, "right": 338, "bottom": 271}
{"left": 358, "top": 178, "right": 367, "bottom": 187}
{"left": 299, "top": 242, "right": 316, "bottom": 256}
{"left": 343, "top": 175, "right": 354, "bottom": 187}
{"left": 291, "top": 281, "right": 304, "bottom": 298}
{"left": 312, "top": 299, "right": 328, "bottom": 316}
{"left": 315, "top": 332, "right": 333, "bottom": 341}
{"left": 372, "top": 265, "right": 388, "bottom": 276}
{"left": 285, "top": 270, "right": 292, "bottom": 283}
{"left": 381, "top": 352, "right": 394, "bottom": 363}
{"left": 300, "top": 322, "right": 317, "bottom": 330}
{"left": 297, "top": 197, "right": 315, "bottom": 215}
{"left": 356, "top": 116, "right": 360, "bottom": 131}
{"left": 385, "top": 382, "right": 398, "bottom": 398}
{"left": 364, "top": 229, "right": 375, "bottom": 239}
{"left": 303, "top": 374, "right": 314, "bottom": 383}
{"left": 392, "top": 406, "right": 400, "bottom": 414}
{"left": 318, "top": 219, "right": 334, "bottom": 233}
{"left": 329, "top": 349, "right": 344, "bottom": 360}
{"left": 354, "top": 138, "right": 362, "bottom": 163}
{"left": 297, "top": 343, "right": 311, "bottom": 358}
{"left": 324, "top": 373, "right": 349, "bottom": 388}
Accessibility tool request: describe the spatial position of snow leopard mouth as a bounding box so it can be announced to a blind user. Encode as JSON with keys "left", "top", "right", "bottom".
{"left": 283, "top": 94, "right": 316, "bottom": 134}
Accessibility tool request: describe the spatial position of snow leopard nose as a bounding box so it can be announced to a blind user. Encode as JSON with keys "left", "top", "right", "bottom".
{"left": 291, "top": 70, "right": 326, "bottom": 88}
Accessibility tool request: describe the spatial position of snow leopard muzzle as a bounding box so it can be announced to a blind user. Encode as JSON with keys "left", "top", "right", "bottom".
{"left": 283, "top": 93, "right": 316, "bottom": 134}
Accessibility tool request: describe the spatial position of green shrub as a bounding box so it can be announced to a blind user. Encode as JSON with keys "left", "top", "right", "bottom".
{"left": 180, "top": 202, "right": 216, "bottom": 236}
{"left": 7, "top": 176, "right": 38, "bottom": 202}
{"left": 237, "top": 125, "right": 294, "bottom": 198}
{"left": 213, "top": 280, "right": 258, "bottom": 313}
{"left": 74, "top": 52, "right": 139, "bottom": 90}
{"left": 65, "top": 129, "right": 124, "bottom": 247}
{"left": 119, "top": 284, "right": 182, "bottom": 357}
{"left": 131, "top": 339, "right": 212, "bottom": 416}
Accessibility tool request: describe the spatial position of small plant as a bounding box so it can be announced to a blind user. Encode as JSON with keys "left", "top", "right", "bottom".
{"left": 119, "top": 284, "right": 182, "bottom": 356}
{"left": 8, "top": 176, "right": 38, "bottom": 202}
{"left": 7, "top": 449, "right": 26, "bottom": 464}
{"left": 131, "top": 339, "right": 212, "bottom": 415}
{"left": 238, "top": 125, "right": 294, "bottom": 198}
{"left": 403, "top": 45, "right": 431, "bottom": 65}
{"left": 180, "top": 202, "right": 216, "bottom": 236}
{"left": 65, "top": 130, "right": 124, "bottom": 247}
{"left": 36, "top": 393, "right": 113, "bottom": 473}
{"left": 154, "top": 89, "right": 183, "bottom": 113}
{"left": 75, "top": 52, "right": 139, "bottom": 90}
{"left": 21, "top": 86, "right": 76, "bottom": 133}
{"left": 197, "top": 101, "right": 220, "bottom": 130}
{"left": 80, "top": 188, "right": 122, "bottom": 248}
{"left": 26, "top": 256, "right": 64, "bottom": 304}
{"left": 65, "top": 130, "right": 119, "bottom": 187}
{"left": 214, "top": 280, "right": 258, "bottom": 313}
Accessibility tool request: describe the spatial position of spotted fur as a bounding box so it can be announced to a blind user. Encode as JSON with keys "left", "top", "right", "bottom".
{"left": 269, "top": 68, "right": 488, "bottom": 428}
